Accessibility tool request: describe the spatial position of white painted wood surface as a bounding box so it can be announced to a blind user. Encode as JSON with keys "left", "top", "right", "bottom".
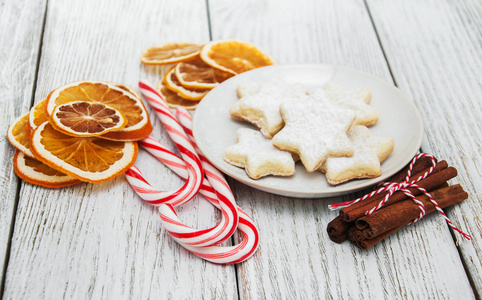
{"left": 209, "top": 0, "right": 477, "bottom": 299}
{"left": 1, "top": 0, "right": 480, "bottom": 299}
{"left": 366, "top": 0, "right": 482, "bottom": 295}
{"left": 2, "top": 0, "right": 237, "bottom": 299}
{"left": 0, "top": 0, "right": 47, "bottom": 288}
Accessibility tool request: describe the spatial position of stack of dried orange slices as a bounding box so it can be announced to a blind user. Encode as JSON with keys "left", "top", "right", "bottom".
{"left": 7, "top": 81, "right": 152, "bottom": 188}
{"left": 141, "top": 40, "right": 274, "bottom": 109}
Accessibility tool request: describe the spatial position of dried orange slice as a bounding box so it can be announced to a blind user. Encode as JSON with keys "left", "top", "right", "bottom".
{"left": 49, "top": 101, "right": 127, "bottom": 137}
{"left": 175, "top": 57, "right": 232, "bottom": 89}
{"left": 157, "top": 78, "right": 199, "bottom": 110}
{"left": 200, "top": 40, "right": 274, "bottom": 75}
{"left": 7, "top": 113, "right": 34, "bottom": 158}
{"left": 30, "top": 121, "right": 138, "bottom": 183}
{"left": 141, "top": 43, "right": 202, "bottom": 65}
{"left": 13, "top": 150, "right": 81, "bottom": 188}
{"left": 29, "top": 99, "right": 49, "bottom": 130}
{"left": 45, "top": 81, "right": 152, "bottom": 141}
{"left": 164, "top": 67, "right": 209, "bottom": 101}
{"left": 115, "top": 83, "right": 142, "bottom": 100}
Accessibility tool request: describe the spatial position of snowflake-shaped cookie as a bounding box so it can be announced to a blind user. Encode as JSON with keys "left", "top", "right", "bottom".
{"left": 319, "top": 125, "right": 394, "bottom": 185}
{"left": 319, "top": 82, "right": 379, "bottom": 126}
{"left": 230, "top": 79, "right": 307, "bottom": 138}
{"left": 272, "top": 96, "right": 357, "bottom": 172}
{"left": 224, "top": 128, "right": 295, "bottom": 179}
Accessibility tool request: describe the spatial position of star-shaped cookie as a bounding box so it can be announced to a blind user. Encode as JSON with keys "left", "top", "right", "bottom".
{"left": 272, "top": 96, "right": 357, "bottom": 172}
{"left": 224, "top": 128, "right": 296, "bottom": 179}
{"left": 320, "top": 82, "right": 379, "bottom": 126}
{"left": 319, "top": 125, "right": 395, "bottom": 185}
{"left": 230, "top": 79, "right": 307, "bottom": 138}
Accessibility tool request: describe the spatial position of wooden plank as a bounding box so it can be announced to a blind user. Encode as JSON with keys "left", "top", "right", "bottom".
{"left": 208, "top": 0, "right": 476, "bottom": 298}
{"left": 0, "top": 0, "right": 47, "bottom": 288}
{"left": 2, "top": 0, "right": 238, "bottom": 299}
{"left": 366, "top": 0, "right": 482, "bottom": 295}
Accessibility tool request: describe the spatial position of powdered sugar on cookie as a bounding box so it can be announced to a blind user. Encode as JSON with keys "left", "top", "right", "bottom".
{"left": 319, "top": 82, "right": 379, "bottom": 126}
{"left": 272, "top": 96, "right": 357, "bottom": 172}
{"left": 319, "top": 125, "right": 394, "bottom": 184}
{"left": 224, "top": 128, "right": 296, "bottom": 179}
{"left": 230, "top": 79, "right": 307, "bottom": 138}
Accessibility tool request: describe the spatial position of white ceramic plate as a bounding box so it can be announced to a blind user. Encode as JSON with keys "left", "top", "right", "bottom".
{"left": 192, "top": 64, "right": 424, "bottom": 198}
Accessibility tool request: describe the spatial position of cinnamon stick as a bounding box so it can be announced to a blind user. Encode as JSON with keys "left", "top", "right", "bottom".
{"left": 327, "top": 215, "right": 354, "bottom": 243}
{"left": 341, "top": 164, "right": 455, "bottom": 222}
{"left": 385, "top": 155, "right": 435, "bottom": 183}
{"left": 341, "top": 160, "right": 448, "bottom": 218}
{"left": 328, "top": 232, "right": 347, "bottom": 244}
{"left": 355, "top": 225, "right": 404, "bottom": 250}
{"left": 355, "top": 184, "right": 468, "bottom": 238}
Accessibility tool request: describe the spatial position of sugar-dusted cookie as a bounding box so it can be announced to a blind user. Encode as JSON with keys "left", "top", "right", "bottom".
{"left": 224, "top": 128, "right": 296, "bottom": 179}
{"left": 320, "top": 82, "right": 379, "bottom": 126}
{"left": 319, "top": 125, "right": 395, "bottom": 185}
{"left": 230, "top": 79, "right": 307, "bottom": 138}
{"left": 272, "top": 96, "right": 357, "bottom": 172}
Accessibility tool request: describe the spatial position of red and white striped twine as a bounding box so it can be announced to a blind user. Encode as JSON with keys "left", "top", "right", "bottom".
{"left": 125, "top": 80, "right": 259, "bottom": 264}
{"left": 329, "top": 153, "right": 470, "bottom": 240}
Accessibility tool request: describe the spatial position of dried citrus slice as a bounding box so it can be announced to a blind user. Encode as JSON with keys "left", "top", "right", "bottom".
{"left": 7, "top": 113, "right": 35, "bottom": 158}
{"left": 174, "top": 57, "right": 232, "bottom": 89}
{"left": 200, "top": 40, "right": 274, "bottom": 75}
{"left": 157, "top": 78, "right": 200, "bottom": 110}
{"left": 29, "top": 99, "right": 49, "bottom": 130}
{"left": 141, "top": 43, "right": 202, "bottom": 65}
{"left": 49, "top": 101, "right": 127, "bottom": 137}
{"left": 45, "top": 81, "right": 152, "bottom": 141}
{"left": 115, "top": 83, "right": 142, "bottom": 100}
{"left": 13, "top": 150, "right": 81, "bottom": 188}
{"left": 164, "top": 67, "right": 209, "bottom": 101}
{"left": 30, "top": 121, "right": 138, "bottom": 183}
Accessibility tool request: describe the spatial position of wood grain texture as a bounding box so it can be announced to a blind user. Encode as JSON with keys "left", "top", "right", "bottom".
{"left": 2, "top": 0, "right": 237, "bottom": 299}
{"left": 0, "top": 0, "right": 47, "bottom": 287}
{"left": 208, "top": 0, "right": 476, "bottom": 298}
{"left": 366, "top": 0, "right": 482, "bottom": 295}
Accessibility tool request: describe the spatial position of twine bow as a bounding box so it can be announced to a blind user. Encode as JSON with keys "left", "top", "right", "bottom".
{"left": 329, "top": 153, "right": 471, "bottom": 240}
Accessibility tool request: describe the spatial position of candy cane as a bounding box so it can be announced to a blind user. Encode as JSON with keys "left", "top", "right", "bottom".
{"left": 174, "top": 107, "right": 259, "bottom": 263}
{"left": 145, "top": 142, "right": 259, "bottom": 263}
{"left": 127, "top": 82, "right": 234, "bottom": 246}
{"left": 125, "top": 84, "right": 203, "bottom": 206}
{"left": 132, "top": 81, "right": 259, "bottom": 263}
{"left": 136, "top": 137, "right": 238, "bottom": 247}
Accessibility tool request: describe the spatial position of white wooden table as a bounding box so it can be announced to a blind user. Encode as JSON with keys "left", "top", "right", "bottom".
{"left": 1, "top": 0, "right": 481, "bottom": 299}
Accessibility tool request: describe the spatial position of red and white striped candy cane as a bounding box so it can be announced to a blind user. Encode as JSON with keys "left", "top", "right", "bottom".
{"left": 125, "top": 83, "right": 203, "bottom": 206}
{"left": 136, "top": 137, "right": 239, "bottom": 247}
{"left": 174, "top": 108, "right": 259, "bottom": 263}
{"left": 145, "top": 142, "right": 259, "bottom": 263}
{"left": 131, "top": 81, "right": 259, "bottom": 263}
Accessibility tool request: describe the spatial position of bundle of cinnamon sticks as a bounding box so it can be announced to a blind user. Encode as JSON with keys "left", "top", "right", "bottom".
{"left": 327, "top": 156, "right": 469, "bottom": 250}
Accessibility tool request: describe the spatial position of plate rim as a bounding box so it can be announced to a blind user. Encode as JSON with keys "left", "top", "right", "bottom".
{"left": 192, "top": 63, "right": 424, "bottom": 198}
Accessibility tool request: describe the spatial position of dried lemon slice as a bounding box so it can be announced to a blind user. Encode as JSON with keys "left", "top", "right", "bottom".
{"left": 45, "top": 81, "right": 152, "bottom": 141}
{"left": 157, "top": 78, "right": 200, "bottom": 110}
{"left": 164, "top": 67, "right": 209, "bottom": 101}
{"left": 49, "top": 101, "right": 127, "bottom": 137}
{"left": 175, "top": 57, "right": 232, "bottom": 89}
{"left": 141, "top": 43, "right": 202, "bottom": 65}
{"left": 30, "top": 121, "right": 138, "bottom": 183}
{"left": 7, "top": 113, "right": 34, "bottom": 158}
{"left": 13, "top": 150, "right": 81, "bottom": 188}
{"left": 200, "top": 40, "right": 274, "bottom": 75}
